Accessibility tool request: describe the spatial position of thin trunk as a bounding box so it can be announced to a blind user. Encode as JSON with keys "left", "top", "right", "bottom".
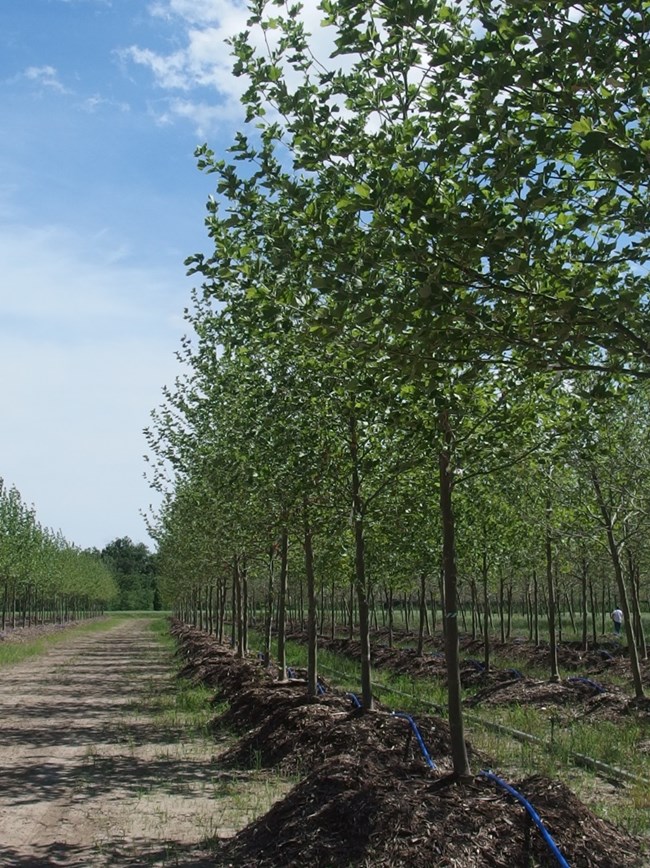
{"left": 430, "top": 593, "right": 437, "bottom": 633}
{"left": 350, "top": 414, "right": 373, "bottom": 710}
{"left": 235, "top": 557, "right": 244, "bottom": 659}
{"left": 230, "top": 565, "right": 236, "bottom": 647}
{"left": 482, "top": 550, "right": 490, "bottom": 672}
{"left": 470, "top": 579, "right": 477, "bottom": 641}
{"left": 499, "top": 572, "right": 505, "bottom": 644}
{"left": 277, "top": 526, "right": 289, "bottom": 681}
{"left": 580, "top": 559, "right": 588, "bottom": 651}
{"left": 439, "top": 411, "right": 471, "bottom": 778}
{"left": 304, "top": 498, "right": 318, "bottom": 698}
{"left": 417, "top": 571, "right": 427, "bottom": 657}
{"left": 533, "top": 569, "right": 539, "bottom": 646}
{"left": 591, "top": 469, "right": 644, "bottom": 698}
{"left": 264, "top": 545, "right": 275, "bottom": 667}
{"left": 241, "top": 556, "right": 249, "bottom": 656}
{"left": 633, "top": 565, "right": 648, "bottom": 661}
{"left": 546, "top": 496, "right": 560, "bottom": 682}
{"left": 626, "top": 546, "right": 648, "bottom": 662}
{"left": 588, "top": 578, "right": 597, "bottom": 646}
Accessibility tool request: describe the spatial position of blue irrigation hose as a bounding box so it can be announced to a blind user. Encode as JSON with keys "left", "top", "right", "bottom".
{"left": 287, "top": 666, "right": 296, "bottom": 678}
{"left": 479, "top": 770, "right": 570, "bottom": 868}
{"left": 506, "top": 668, "right": 523, "bottom": 680}
{"left": 567, "top": 676, "right": 605, "bottom": 693}
{"left": 316, "top": 681, "right": 326, "bottom": 695}
{"left": 465, "top": 658, "right": 485, "bottom": 671}
{"left": 346, "top": 692, "right": 362, "bottom": 708}
{"left": 392, "top": 712, "right": 437, "bottom": 770}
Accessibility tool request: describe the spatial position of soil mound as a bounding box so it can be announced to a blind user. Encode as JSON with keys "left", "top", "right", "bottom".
{"left": 217, "top": 760, "right": 643, "bottom": 867}
{"left": 171, "top": 622, "right": 647, "bottom": 867}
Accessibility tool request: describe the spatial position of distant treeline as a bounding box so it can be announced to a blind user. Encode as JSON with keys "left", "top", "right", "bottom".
{"left": 100, "top": 537, "right": 160, "bottom": 611}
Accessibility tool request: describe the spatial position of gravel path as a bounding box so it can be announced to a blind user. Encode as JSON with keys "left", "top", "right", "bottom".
{"left": 0, "top": 618, "right": 286, "bottom": 867}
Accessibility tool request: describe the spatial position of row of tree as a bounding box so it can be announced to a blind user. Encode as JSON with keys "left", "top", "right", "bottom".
{"left": 0, "top": 479, "right": 117, "bottom": 629}
{"left": 148, "top": 0, "right": 650, "bottom": 778}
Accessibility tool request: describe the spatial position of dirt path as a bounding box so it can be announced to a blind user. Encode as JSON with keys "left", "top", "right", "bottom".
{"left": 0, "top": 619, "right": 287, "bottom": 867}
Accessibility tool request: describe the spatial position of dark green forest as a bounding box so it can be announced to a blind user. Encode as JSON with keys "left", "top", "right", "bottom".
{"left": 101, "top": 537, "right": 160, "bottom": 611}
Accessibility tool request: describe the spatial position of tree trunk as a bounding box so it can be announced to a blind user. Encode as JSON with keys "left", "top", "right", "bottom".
{"left": 417, "top": 571, "right": 427, "bottom": 656}
{"left": 533, "top": 569, "right": 539, "bottom": 646}
{"left": 482, "top": 550, "right": 490, "bottom": 672}
{"left": 588, "top": 578, "right": 597, "bottom": 646}
{"left": 626, "top": 549, "right": 648, "bottom": 662}
{"left": 545, "top": 496, "right": 560, "bottom": 682}
{"left": 264, "top": 545, "right": 275, "bottom": 667}
{"left": 350, "top": 414, "right": 373, "bottom": 710}
{"left": 241, "top": 556, "right": 249, "bottom": 656}
{"left": 591, "top": 469, "right": 644, "bottom": 698}
{"left": 439, "top": 411, "right": 471, "bottom": 778}
{"left": 235, "top": 557, "right": 244, "bottom": 659}
{"left": 304, "top": 498, "right": 318, "bottom": 698}
{"left": 633, "top": 565, "right": 648, "bottom": 661}
{"left": 277, "top": 526, "right": 289, "bottom": 681}
{"left": 579, "top": 558, "right": 588, "bottom": 651}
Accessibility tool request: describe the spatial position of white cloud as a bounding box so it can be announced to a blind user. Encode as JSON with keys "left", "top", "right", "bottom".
{"left": 164, "top": 97, "right": 241, "bottom": 135}
{"left": 81, "top": 93, "right": 131, "bottom": 113}
{"left": 148, "top": 0, "right": 247, "bottom": 27}
{"left": 24, "top": 65, "right": 70, "bottom": 94}
{"left": 125, "top": 0, "right": 341, "bottom": 133}
{"left": 0, "top": 222, "right": 186, "bottom": 548}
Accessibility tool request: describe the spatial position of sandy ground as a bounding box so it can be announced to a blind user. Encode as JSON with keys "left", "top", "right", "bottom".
{"left": 0, "top": 619, "right": 289, "bottom": 867}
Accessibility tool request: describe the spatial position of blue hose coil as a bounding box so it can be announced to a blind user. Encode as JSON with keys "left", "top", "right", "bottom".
{"left": 479, "top": 770, "right": 570, "bottom": 867}
{"left": 346, "top": 692, "right": 362, "bottom": 708}
{"left": 465, "top": 659, "right": 485, "bottom": 671}
{"left": 567, "top": 676, "right": 604, "bottom": 693}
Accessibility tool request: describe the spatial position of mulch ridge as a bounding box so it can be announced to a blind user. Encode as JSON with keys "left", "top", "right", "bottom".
{"left": 171, "top": 621, "right": 647, "bottom": 868}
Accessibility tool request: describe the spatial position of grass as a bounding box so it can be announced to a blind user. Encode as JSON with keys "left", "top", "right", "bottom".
{"left": 140, "top": 619, "right": 297, "bottom": 845}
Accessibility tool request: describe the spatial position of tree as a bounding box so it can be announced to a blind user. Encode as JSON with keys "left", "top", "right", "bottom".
{"left": 101, "top": 537, "right": 158, "bottom": 611}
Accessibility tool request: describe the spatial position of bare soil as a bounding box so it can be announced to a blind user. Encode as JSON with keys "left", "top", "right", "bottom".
{"left": 0, "top": 619, "right": 289, "bottom": 867}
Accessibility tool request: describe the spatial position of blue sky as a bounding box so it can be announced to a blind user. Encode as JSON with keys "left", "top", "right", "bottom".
{"left": 0, "top": 0, "right": 257, "bottom": 550}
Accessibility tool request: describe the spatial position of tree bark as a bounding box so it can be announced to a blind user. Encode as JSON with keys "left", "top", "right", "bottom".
{"left": 439, "top": 411, "right": 471, "bottom": 778}
{"left": 277, "top": 526, "right": 289, "bottom": 681}
{"left": 350, "top": 414, "right": 373, "bottom": 710}
{"left": 304, "top": 498, "right": 318, "bottom": 698}
{"left": 591, "top": 469, "right": 644, "bottom": 698}
{"left": 545, "top": 496, "right": 560, "bottom": 682}
{"left": 417, "top": 571, "right": 427, "bottom": 656}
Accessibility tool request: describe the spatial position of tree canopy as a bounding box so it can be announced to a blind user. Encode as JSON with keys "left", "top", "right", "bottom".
{"left": 148, "top": 0, "right": 650, "bottom": 778}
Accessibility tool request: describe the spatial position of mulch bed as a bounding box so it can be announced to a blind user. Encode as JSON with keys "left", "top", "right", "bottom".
{"left": 217, "top": 760, "right": 640, "bottom": 867}
{"left": 0, "top": 620, "right": 90, "bottom": 643}
{"left": 170, "top": 620, "right": 648, "bottom": 868}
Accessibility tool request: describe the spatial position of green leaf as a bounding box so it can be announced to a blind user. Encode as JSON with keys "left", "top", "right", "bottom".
{"left": 571, "top": 118, "right": 593, "bottom": 135}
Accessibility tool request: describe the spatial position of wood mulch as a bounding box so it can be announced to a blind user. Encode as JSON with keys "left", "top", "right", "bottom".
{"left": 171, "top": 621, "right": 648, "bottom": 868}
